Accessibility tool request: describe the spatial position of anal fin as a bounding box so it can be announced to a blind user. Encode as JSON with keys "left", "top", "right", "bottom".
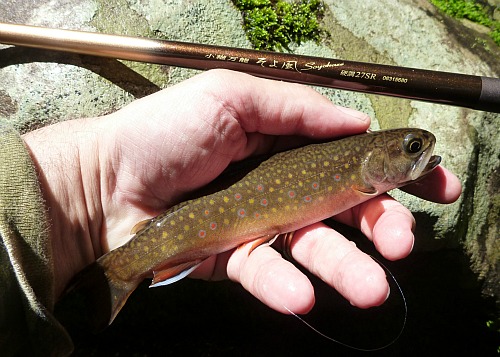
{"left": 150, "top": 260, "right": 202, "bottom": 288}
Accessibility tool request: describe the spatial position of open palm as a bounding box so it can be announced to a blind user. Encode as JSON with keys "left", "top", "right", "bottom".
{"left": 23, "top": 70, "right": 461, "bottom": 315}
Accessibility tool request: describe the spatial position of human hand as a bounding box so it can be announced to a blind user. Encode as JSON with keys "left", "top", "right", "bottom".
{"left": 22, "top": 69, "right": 461, "bottom": 315}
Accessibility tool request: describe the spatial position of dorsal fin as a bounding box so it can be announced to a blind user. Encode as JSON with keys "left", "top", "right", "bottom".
{"left": 130, "top": 218, "right": 152, "bottom": 235}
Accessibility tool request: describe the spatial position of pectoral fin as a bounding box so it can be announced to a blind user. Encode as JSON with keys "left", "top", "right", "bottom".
{"left": 352, "top": 184, "right": 378, "bottom": 195}
{"left": 150, "top": 260, "right": 203, "bottom": 287}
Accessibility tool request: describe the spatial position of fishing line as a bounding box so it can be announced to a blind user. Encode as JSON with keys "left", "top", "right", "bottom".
{"left": 283, "top": 255, "right": 407, "bottom": 352}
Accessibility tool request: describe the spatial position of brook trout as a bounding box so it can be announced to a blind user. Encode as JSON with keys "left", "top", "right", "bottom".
{"left": 75, "top": 128, "right": 441, "bottom": 329}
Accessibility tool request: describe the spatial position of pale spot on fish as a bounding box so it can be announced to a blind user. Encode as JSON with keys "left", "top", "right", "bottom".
{"left": 189, "top": 212, "right": 195, "bottom": 219}
{"left": 184, "top": 225, "right": 190, "bottom": 231}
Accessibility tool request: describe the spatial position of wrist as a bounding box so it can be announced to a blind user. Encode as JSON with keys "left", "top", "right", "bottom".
{"left": 22, "top": 118, "right": 103, "bottom": 297}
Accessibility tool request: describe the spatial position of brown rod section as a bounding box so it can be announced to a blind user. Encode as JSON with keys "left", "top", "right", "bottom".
{"left": 0, "top": 22, "right": 499, "bottom": 113}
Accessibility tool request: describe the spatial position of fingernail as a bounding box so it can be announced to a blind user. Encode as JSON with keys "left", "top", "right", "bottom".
{"left": 385, "top": 286, "right": 391, "bottom": 302}
{"left": 335, "top": 106, "right": 370, "bottom": 122}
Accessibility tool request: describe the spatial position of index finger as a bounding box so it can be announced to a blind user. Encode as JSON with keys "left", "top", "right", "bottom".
{"left": 400, "top": 165, "right": 462, "bottom": 204}
{"left": 185, "top": 69, "right": 372, "bottom": 159}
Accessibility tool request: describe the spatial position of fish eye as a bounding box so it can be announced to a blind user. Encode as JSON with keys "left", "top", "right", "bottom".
{"left": 404, "top": 134, "right": 423, "bottom": 154}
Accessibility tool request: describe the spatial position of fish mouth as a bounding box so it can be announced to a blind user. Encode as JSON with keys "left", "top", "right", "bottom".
{"left": 421, "top": 155, "right": 441, "bottom": 175}
{"left": 409, "top": 149, "right": 441, "bottom": 181}
{"left": 409, "top": 138, "right": 441, "bottom": 181}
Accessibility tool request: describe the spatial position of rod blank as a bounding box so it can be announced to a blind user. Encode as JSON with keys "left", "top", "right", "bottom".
{"left": 0, "top": 22, "right": 499, "bottom": 113}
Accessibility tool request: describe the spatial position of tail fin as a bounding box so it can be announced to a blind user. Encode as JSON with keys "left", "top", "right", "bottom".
{"left": 64, "top": 262, "right": 139, "bottom": 332}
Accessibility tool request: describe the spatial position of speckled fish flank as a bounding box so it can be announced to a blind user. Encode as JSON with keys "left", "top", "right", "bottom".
{"left": 74, "top": 128, "right": 441, "bottom": 329}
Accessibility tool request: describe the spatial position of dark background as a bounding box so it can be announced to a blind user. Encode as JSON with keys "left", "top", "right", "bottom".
{"left": 57, "top": 221, "right": 500, "bottom": 356}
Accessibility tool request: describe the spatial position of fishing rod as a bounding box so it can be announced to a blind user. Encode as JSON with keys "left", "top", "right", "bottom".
{"left": 0, "top": 22, "right": 499, "bottom": 113}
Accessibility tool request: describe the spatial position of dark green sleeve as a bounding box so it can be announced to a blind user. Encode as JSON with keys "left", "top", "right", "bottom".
{"left": 0, "top": 123, "right": 73, "bottom": 356}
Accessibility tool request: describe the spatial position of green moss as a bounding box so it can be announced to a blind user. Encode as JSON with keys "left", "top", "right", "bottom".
{"left": 429, "top": 0, "right": 500, "bottom": 46}
{"left": 232, "top": 0, "right": 324, "bottom": 50}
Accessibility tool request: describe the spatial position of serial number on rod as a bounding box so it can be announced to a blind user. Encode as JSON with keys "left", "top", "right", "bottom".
{"left": 382, "top": 75, "right": 408, "bottom": 83}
